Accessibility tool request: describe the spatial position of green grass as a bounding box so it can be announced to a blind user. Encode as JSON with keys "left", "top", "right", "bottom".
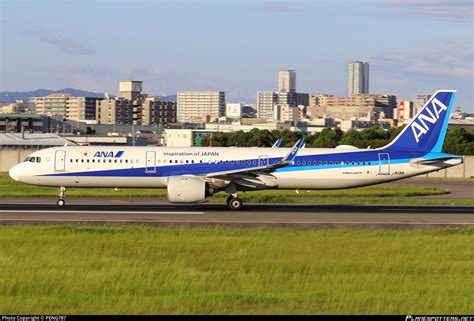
{"left": 0, "top": 173, "right": 448, "bottom": 198}
{"left": 0, "top": 225, "right": 472, "bottom": 314}
{"left": 1, "top": 173, "right": 473, "bottom": 205}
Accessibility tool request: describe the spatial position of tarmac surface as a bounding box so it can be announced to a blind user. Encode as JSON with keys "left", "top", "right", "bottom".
{"left": 0, "top": 198, "right": 473, "bottom": 228}
{"left": 0, "top": 179, "right": 472, "bottom": 228}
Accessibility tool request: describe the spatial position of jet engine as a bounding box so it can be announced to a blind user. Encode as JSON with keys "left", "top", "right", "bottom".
{"left": 167, "top": 176, "right": 214, "bottom": 203}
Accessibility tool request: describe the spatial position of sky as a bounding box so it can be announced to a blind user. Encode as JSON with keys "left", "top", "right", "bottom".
{"left": 1, "top": 0, "right": 473, "bottom": 111}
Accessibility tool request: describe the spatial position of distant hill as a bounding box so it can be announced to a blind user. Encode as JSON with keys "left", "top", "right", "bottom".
{"left": 0, "top": 88, "right": 176, "bottom": 102}
{"left": 164, "top": 94, "right": 177, "bottom": 101}
{"left": 0, "top": 88, "right": 106, "bottom": 103}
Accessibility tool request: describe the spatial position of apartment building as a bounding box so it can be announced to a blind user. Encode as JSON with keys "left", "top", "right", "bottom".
{"left": 176, "top": 91, "right": 225, "bottom": 123}
{"left": 30, "top": 93, "right": 100, "bottom": 121}
{"left": 141, "top": 97, "right": 177, "bottom": 126}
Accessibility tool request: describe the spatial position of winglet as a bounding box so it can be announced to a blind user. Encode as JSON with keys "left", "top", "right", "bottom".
{"left": 272, "top": 138, "right": 283, "bottom": 148}
{"left": 282, "top": 137, "right": 304, "bottom": 163}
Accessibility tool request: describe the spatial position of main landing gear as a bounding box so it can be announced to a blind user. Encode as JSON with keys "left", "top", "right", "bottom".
{"left": 57, "top": 186, "right": 66, "bottom": 207}
{"left": 226, "top": 194, "right": 243, "bottom": 211}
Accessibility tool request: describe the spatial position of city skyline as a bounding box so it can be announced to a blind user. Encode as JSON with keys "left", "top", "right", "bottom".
{"left": 1, "top": 0, "right": 473, "bottom": 111}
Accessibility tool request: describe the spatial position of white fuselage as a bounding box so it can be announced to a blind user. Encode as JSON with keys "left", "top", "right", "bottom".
{"left": 9, "top": 145, "right": 462, "bottom": 190}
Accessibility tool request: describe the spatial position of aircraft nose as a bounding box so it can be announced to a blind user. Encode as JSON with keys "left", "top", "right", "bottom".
{"left": 9, "top": 164, "right": 21, "bottom": 181}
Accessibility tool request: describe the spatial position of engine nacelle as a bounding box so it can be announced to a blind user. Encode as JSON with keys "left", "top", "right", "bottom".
{"left": 167, "top": 176, "right": 213, "bottom": 203}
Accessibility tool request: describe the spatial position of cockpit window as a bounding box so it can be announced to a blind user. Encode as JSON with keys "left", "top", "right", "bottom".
{"left": 36, "top": 157, "right": 41, "bottom": 163}
{"left": 24, "top": 157, "right": 31, "bottom": 162}
{"left": 29, "top": 158, "right": 35, "bottom": 163}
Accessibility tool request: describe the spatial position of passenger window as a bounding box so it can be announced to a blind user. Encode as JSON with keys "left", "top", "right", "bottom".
{"left": 329, "top": 161, "right": 333, "bottom": 165}
{"left": 357, "top": 162, "right": 360, "bottom": 165}
{"left": 81, "top": 159, "right": 84, "bottom": 163}
{"left": 87, "top": 159, "right": 90, "bottom": 163}
{"left": 125, "top": 160, "right": 128, "bottom": 163}
{"left": 368, "top": 162, "right": 371, "bottom": 165}
{"left": 296, "top": 161, "right": 300, "bottom": 165}
{"left": 302, "top": 161, "right": 306, "bottom": 165}
{"left": 253, "top": 160, "right": 256, "bottom": 164}
{"left": 318, "top": 161, "right": 322, "bottom": 165}
{"left": 120, "top": 160, "right": 123, "bottom": 163}
{"left": 324, "top": 161, "right": 328, "bottom": 165}
{"left": 70, "top": 159, "right": 73, "bottom": 163}
{"left": 76, "top": 159, "right": 79, "bottom": 163}
{"left": 109, "top": 159, "right": 112, "bottom": 163}
{"left": 170, "top": 160, "right": 173, "bottom": 163}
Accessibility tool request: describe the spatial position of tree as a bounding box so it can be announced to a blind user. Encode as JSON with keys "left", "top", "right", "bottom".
{"left": 312, "top": 128, "right": 343, "bottom": 148}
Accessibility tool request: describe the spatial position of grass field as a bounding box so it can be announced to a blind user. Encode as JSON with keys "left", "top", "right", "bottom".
{"left": 3, "top": 173, "right": 473, "bottom": 205}
{"left": 0, "top": 225, "right": 472, "bottom": 314}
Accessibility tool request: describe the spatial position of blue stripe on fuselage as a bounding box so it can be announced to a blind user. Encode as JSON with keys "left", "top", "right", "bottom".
{"left": 43, "top": 149, "right": 433, "bottom": 178}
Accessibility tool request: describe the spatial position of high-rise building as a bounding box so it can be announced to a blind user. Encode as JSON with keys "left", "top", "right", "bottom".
{"left": 257, "top": 91, "right": 278, "bottom": 120}
{"left": 348, "top": 61, "right": 369, "bottom": 96}
{"left": 141, "top": 97, "right": 177, "bottom": 126}
{"left": 118, "top": 80, "right": 143, "bottom": 101}
{"left": 278, "top": 70, "right": 296, "bottom": 93}
{"left": 277, "top": 92, "right": 297, "bottom": 107}
{"left": 30, "top": 93, "right": 100, "bottom": 121}
{"left": 96, "top": 98, "right": 133, "bottom": 125}
{"left": 176, "top": 91, "right": 225, "bottom": 123}
{"left": 415, "top": 95, "right": 431, "bottom": 114}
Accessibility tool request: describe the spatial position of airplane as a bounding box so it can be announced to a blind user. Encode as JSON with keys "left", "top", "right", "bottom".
{"left": 9, "top": 90, "right": 462, "bottom": 210}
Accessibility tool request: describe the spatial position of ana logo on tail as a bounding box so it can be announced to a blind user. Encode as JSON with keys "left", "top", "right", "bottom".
{"left": 410, "top": 98, "right": 448, "bottom": 143}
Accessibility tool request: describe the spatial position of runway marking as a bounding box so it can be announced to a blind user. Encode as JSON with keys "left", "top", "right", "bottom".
{"left": 0, "top": 219, "right": 472, "bottom": 225}
{"left": 0, "top": 210, "right": 204, "bottom": 215}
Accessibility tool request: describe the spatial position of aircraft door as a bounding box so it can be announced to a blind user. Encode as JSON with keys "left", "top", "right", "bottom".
{"left": 54, "top": 150, "right": 66, "bottom": 172}
{"left": 145, "top": 151, "right": 156, "bottom": 173}
{"left": 378, "top": 153, "right": 390, "bottom": 175}
{"left": 259, "top": 155, "right": 269, "bottom": 167}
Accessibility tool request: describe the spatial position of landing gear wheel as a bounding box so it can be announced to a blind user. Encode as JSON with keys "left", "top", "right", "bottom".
{"left": 226, "top": 195, "right": 233, "bottom": 205}
{"left": 228, "top": 197, "right": 243, "bottom": 211}
{"left": 57, "top": 199, "right": 65, "bottom": 207}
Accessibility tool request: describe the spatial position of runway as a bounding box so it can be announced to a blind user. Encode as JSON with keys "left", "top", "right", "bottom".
{"left": 0, "top": 199, "right": 473, "bottom": 227}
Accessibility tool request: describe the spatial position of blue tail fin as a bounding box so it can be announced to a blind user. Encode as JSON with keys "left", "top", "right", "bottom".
{"left": 384, "top": 90, "right": 456, "bottom": 153}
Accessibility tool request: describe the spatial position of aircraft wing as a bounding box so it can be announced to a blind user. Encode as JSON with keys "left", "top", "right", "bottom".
{"left": 205, "top": 138, "right": 304, "bottom": 185}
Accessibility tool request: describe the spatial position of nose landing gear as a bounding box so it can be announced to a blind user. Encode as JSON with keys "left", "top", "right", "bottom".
{"left": 57, "top": 187, "right": 66, "bottom": 207}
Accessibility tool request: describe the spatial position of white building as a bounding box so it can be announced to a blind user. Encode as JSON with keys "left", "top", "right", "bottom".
{"left": 278, "top": 69, "right": 296, "bottom": 93}
{"left": 226, "top": 103, "right": 242, "bottom": 119}
{"left": 398, "top": 100, "right": 415, "bottom": 121}
{"left": 176, "top": 91, "right": 225, "bottom": 123}
{"left": 348, "top": 61, "right": 369, "bottom": 96}
{"left": 256, "top": 91, "right": 278, "bottom": 120}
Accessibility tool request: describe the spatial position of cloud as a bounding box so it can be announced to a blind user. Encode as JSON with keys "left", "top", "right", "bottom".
{"left": 40, "top": 35, "right": 95, "bottom": 55}
{"left": 386, "top": 0, "right": 473, "bottom": 20}
{"left": 368, "top": 43, "right": 473, "bottom": 78}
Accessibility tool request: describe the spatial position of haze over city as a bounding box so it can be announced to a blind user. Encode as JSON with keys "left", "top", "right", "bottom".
{"left": 1, "top": 0, "right": 473, "bottom": 111}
